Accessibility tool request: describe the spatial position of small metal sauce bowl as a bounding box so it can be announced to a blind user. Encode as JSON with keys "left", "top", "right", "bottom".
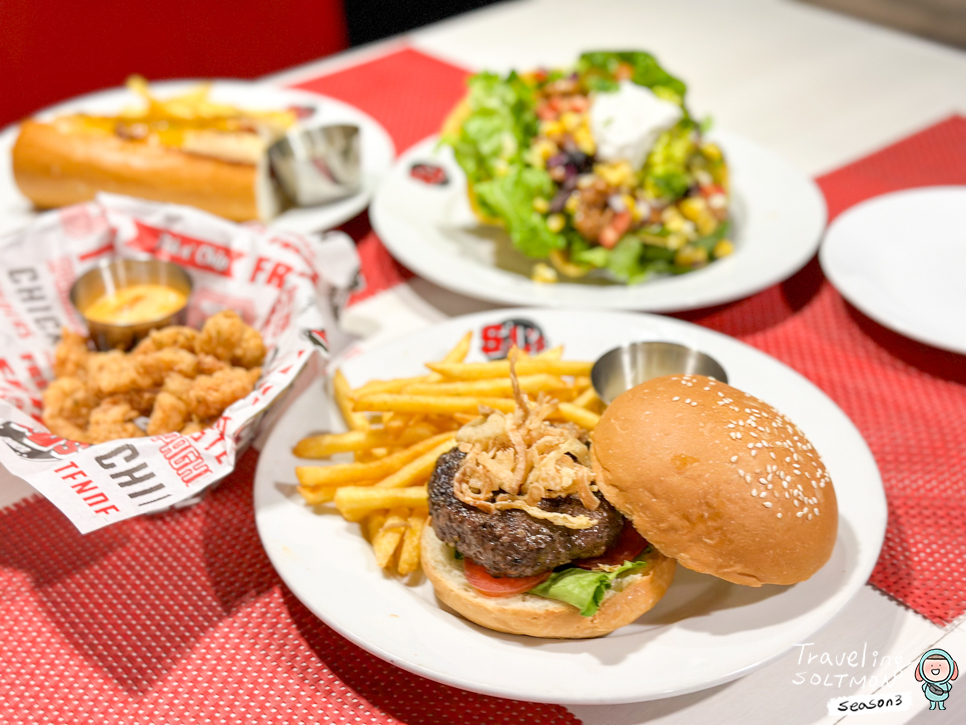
{"left": 591, "top": 342, "right": 728, "bottom": 405}
{"left": 70, "top": 258, "right": 192, "bottom": 350}
{"left": 268, "top": 124, "right": 362, "bottom": 207}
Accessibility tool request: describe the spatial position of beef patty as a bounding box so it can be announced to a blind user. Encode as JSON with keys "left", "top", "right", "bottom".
{"left": 428, "top": 448, "right": 625, "bottom": 577}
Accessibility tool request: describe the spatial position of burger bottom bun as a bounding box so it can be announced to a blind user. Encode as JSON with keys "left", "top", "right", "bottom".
{"left": 421, "top": 525, "right": 676, "bottom": 639}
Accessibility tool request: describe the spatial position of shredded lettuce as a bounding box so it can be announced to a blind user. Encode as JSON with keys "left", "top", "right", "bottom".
{"left": 576, "top": 51, "right": 687, "bottom": 105}
{"left": 641, "top": 121, "right": 698, "bottom": 199}
{"left": 473, "top": 167, "right": 567, "bottom": 258}
{"left": 443, "top": 71, "right": 538, "bottom": 186}
{"left": 528, "top": 559, "right": 649, "bottom": 617}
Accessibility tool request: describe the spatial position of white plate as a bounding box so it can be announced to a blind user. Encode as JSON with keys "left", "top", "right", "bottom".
{"left": 370, "top": 133, "right": 826, "bottom": 311}
{"left": 0, "top": 80, "right": 396, "bottom": 236}
{"left": 254, "top": 309, "right": 885, "bottom": 705}
{"left": 820, "top": 186, "right": 966, "bottom": 354}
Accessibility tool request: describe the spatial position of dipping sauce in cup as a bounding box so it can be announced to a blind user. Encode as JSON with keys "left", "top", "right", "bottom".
{"left": 70, "top": 259, "right": 192, "bottom": 350}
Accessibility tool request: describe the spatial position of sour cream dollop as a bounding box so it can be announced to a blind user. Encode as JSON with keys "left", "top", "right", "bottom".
{"left": 589, "top": 80, "right": 683, "bottom": 170}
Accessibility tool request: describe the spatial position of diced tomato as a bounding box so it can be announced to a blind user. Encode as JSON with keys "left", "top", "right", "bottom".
{"left": 598, "top": 210, "right": 632, "bottom": 249}
{"left": 536, "top": 103, "right": 557, "bottom": 121}
{"left": 463, "top": 558, "right": 551, "bottom": 597}
{"left": 574, "top": 520, "right": 648, "bottom": 570}
{"left": 700, "top": 184, "right": 726, "bottom": 198}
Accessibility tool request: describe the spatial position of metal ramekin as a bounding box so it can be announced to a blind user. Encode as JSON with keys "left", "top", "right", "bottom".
{"left": 69, "top": 258, "right": 193, "bottom": 350}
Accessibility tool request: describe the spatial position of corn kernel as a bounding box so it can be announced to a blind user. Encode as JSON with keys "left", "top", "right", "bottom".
{"left": 701, "top": 143, "right": 722, "bottom": 161}
{"left": 573, "top": 126, "right": 596, "bottom": 155}
{"left": 679, "top": 197, "right": 708, "bottom": 222}
{"left": 546, "top": 213, "right": 566, "bottom": 233}
{"left": 594, "top": 161, "right": 634, "bottom": 189}
{"left": 696, "top": 215, "right": 718, "bottom": 237}
{"left": 662, "top": 207, "right": 687, "bottom": 233}
{"left": 532, "top": 197, "right": 550, "bottom": 214}
{"left": 564, "top": 193, "right": 580, "bottom": 214}
{"left": 674, "top": 245, "right": 709, "bottom": 267}
{"left": 540, "top": 120, "right": 564, "bottom": 138}
{"left": 560, "top": 112, "right": 581, "bottom": 132}
{"left": 714, "top": 239, "right": 735, "bottom": 258}
{"left": 531, "top": 262, "right": 558, "bottom": 284}
{"left": 666, "top": 232, "right": 687, "bottom": 251}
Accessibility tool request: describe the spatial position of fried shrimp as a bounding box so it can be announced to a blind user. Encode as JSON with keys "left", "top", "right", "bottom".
{"left": 43, "top": 314, "right": 265, "bottom": 443}
{"left": 196, "top": 310, "right": 266, "bottom": 368}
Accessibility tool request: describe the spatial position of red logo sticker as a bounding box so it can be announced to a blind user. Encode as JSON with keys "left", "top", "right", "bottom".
{"left": 126, "top": 221, "right": 244, "bottom": 277}
{"left": 480, "top": 319, "right": 548, "bottom": 360}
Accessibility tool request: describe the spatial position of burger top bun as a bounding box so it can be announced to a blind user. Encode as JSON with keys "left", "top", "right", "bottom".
{"left": 591, "top": 374, "right": 837, "bottom": 586}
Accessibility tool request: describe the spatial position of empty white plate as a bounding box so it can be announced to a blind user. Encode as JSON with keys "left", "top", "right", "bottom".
{"left": 821, "top": 186, "right": 966, "bottom": 354}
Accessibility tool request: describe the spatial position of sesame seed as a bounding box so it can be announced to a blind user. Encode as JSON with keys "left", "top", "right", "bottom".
{"left": 759, "top": 491, "right": 768, "bottom": 498}
{"left": 748, "top": 443, "right": 755, "bottom": 449}
{"left": 807, "top": 514, "right": 813, "bottom": 520}
{"left": 782, "top": 481, "right": 789, "bottom": 489}
{"left": 751, "top": 450, "right": 757, "bottom": 457}
{"left": 730, "top": 455, "right": 738, "bottom": 463}
{"left": 672, "top": 396, "right": 680, "bottom": 401}
{"left": 770, "top": 452, "right": 776, "bottom": 459}
{"left": 764, "top": 502, "right": 773, "bottom": 508}
{"left": 777, "top": 513, "right": 783, "bottom": 518}
{"left": 685, "top": 398, "right": 691, "bottom": 403}
{"left": 751, "top": 488, "right": 758, "bottom": 496}
{"left": 691, "top": 401, "right": 698, "bottom": 407}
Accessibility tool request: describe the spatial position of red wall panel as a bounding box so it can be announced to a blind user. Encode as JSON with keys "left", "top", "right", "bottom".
{"left": 0, "top": 0, "right": 348, "bottom": 127}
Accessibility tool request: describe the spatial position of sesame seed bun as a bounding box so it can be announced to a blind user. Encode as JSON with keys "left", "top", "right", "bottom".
{"left": 421, "top": 525, "right": 676, "bottom": 638}
{"left": 591, "top": 374, "right": 838, "bottom": 586}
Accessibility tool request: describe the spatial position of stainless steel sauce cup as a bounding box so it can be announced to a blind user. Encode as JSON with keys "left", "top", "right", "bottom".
{"left": 69, "top": 258, "right": 192, "bottom": 350}
{"left": 591, "top": 342, "right": 728, "bottom": 405}
{"left": 268, "top": 124, "right": 362, "bottom": 206}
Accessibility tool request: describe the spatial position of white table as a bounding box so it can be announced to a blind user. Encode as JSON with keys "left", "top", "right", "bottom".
{"left": 4, "top": 1, "right": 964, "bottom": 722}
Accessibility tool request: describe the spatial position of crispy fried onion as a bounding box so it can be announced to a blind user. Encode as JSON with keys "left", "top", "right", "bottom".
{"left": 452, "top": 357, "right": 598, "bottom": 529}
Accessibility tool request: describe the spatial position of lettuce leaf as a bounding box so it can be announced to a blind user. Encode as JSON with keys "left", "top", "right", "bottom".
{"left": 528, "top": 559, "right": 649, "bottom": 617}
{"left": 641, "top": 121, "right": 698, "bottom": 199}
{"left": 443, "top": 71, "right": 538, "bottom": 186}
{"left": 474, "top": 167, "right": 567, "bottom": 258}
{"left": 577, "top": 51, "right": 687, "bottom": 104}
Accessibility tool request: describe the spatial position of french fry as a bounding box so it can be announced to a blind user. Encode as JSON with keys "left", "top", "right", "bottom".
{"left": 374, "top": 439, "right": 458, "bottom": 489}
{"left": 365, "top": 510, "right": 388, "bottom": 543}
{"left": 373, "top": 507, "right": 409, "bottom": 568}
{"left": 557, "top": 402, "right": 600, "bottom": 430}
{"left": 352, "top": 394, "right": 517, "bottom": 415}
{"left": 401, "top": 373, "right": 567, "bottom": 398}
{"left": 295, "top": 432, "right": 455, "bottom": 487}
{"left": 573, "top": 386, "right": 600, "bottom": 409}
{"left": 351, "top": 375, "right": 430, "bottom": 399}
{"left": 333, "top": 369, "right": 369, "bottom": 431}
{"left": 425, "top": 331, "right": 472, "bottom": 383}
{"left": 293, "top": 423, "right": 438, "bottom": 459}
{"left": 397, "top": 507, "right": 428, "bottom": 575}
{"left": 334, "top": 485, "right": 429, "bottom": 522}
{"left": 535, "top": 345, "right": 564, "bottom": 360}
{"left": 425, "top": 359, "right": 592, "bottom": 380}
{"left": 297, "top": 485, "right": 337, "bottom": 504}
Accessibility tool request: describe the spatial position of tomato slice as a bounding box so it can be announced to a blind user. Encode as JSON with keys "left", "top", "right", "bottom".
{"left": 573, "top": 520, "right": 648, "bottom": 570}
{"left": 463, "top": 557, "right": 551, "bottom": 597}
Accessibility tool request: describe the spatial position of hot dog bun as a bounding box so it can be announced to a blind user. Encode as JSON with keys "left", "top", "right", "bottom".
{"left": 12, "top": 118, "right": 281, "bottom": 222}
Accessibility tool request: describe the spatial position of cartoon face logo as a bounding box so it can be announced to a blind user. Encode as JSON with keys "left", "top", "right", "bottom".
{"left": 916, "top": 649, "right": 958, "bottom": 711}
{"left": 0, "top": 421, "right": 88, "bottom": 460}
{"left": 480, "top": 319, "right": 548, "bottom": 360}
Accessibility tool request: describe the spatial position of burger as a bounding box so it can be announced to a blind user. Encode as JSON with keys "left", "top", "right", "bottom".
{"left": 421, "top": 372, "right": 838, "bottom": 638}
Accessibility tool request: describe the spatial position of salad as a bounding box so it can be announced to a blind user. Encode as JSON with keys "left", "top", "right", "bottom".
{"left": 440, "top": 51, "right": 731, "bottom": 284}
